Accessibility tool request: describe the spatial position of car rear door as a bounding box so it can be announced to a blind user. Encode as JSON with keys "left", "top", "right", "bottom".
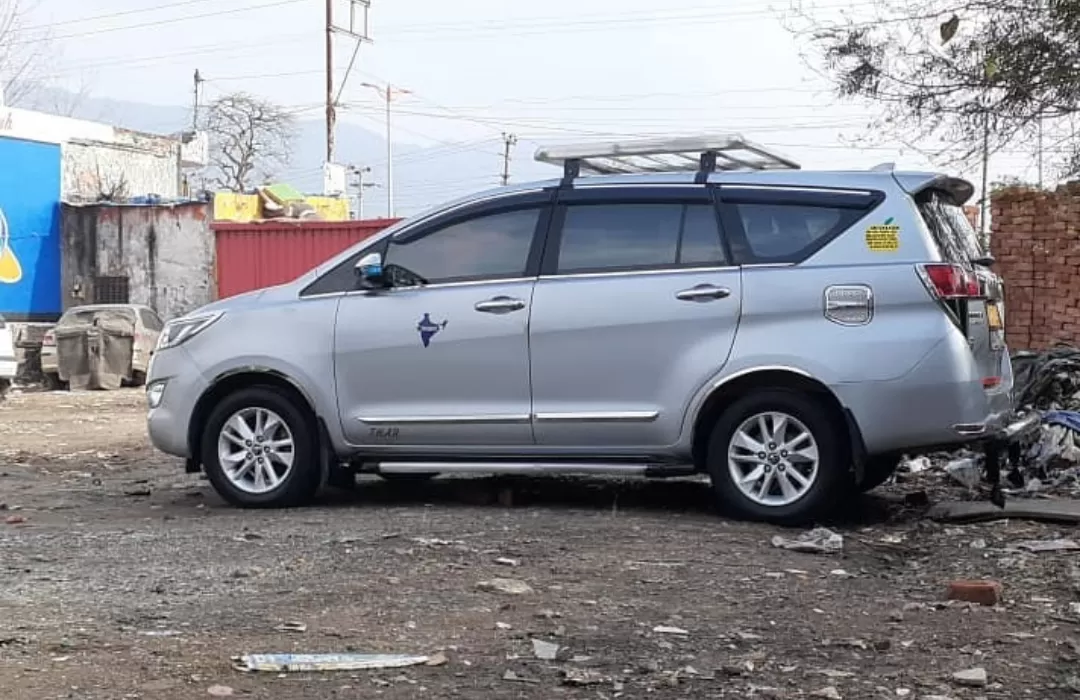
{"left": 915, "top": 190, "right": 1012, "bottom": 409}
{"left": 527, "top": 185, "right": 742, "bottom": 449}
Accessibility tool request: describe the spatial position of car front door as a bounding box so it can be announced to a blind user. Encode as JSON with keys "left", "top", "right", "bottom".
{"left": 528, "top": 186, "right": 742, "bottom": 449}
{"left": 332, "top": 192, "right": 552, "bottom": 448}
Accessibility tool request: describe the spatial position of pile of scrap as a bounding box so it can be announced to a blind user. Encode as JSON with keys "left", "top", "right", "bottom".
{"left": 894, "top": 344, "right": 1080, "bottom": 522}
{"left": 213, "top": 184, "right": 349, "bottom": 223}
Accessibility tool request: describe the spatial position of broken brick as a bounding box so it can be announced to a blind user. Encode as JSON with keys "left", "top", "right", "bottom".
{"left": 946, "top": 580, "right": 1003, "bottom": 606}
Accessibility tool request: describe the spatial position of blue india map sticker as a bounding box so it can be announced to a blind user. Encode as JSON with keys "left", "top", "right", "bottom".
{"left": 417, "top": 313, "right": 448, "bottom": 347}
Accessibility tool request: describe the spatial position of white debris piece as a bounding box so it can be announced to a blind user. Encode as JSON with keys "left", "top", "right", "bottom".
{"left": 952, "top": 667, "right": 988, "bottom": 687}
{"left": 531, "top": 639, "right": 560, "bottom": 660}
{"left": 771, "top": 527, "right": 843, "bottom": 554}
{"left": 945, "top": 457, "right": 982, "bottom": 489}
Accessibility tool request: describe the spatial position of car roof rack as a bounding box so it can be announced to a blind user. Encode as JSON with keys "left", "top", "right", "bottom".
{"left": 534, "top": 134, "right": 801, "bottom": 184}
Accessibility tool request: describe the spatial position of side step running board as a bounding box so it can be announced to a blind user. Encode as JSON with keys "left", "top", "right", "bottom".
{"left": 375, "top": 461, "right": 696, "bottom": 477}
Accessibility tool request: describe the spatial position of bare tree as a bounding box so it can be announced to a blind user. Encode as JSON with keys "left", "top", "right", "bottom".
{"left": 202, "top": 93, "right": 296, "bottom": 192}
{"left": 0, "top": 0, "right": 50, "bottom": 106}
{"left": 791, "top": 0, "right": 1080, "bottom": 174}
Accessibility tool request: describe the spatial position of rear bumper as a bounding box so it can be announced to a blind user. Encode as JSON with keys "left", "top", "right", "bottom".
{"left": 953, "top": 410, "right": 1041, "bottom": 445}
{"left": 835, "top": 331, "right": 1020, "bottom": 455}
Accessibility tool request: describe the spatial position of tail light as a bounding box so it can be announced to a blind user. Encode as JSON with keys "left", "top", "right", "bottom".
{"left": 917, "top": 263, "right": 981, "bottom": 299}
{"left": 43, "top": 330, "right": 55, "bottom": 347}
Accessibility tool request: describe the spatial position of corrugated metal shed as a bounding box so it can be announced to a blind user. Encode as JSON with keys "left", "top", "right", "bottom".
{"left": 212, "top": 218, "right": 399, "bottom": 299}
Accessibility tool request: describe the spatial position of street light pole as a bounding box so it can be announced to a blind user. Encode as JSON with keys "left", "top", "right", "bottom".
{"left": 362, "top": 81, "right": 411, "bottom": 218}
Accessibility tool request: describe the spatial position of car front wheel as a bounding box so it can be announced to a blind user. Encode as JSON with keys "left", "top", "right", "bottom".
{"left": 201, "top": 386, "right": 320, "bottom": 508}
{"left": 706, "top": 389, "right": 850, "bottom": 524}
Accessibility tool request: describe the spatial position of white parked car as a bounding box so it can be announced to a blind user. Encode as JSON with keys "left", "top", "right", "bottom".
{"left": 41, "top": 304, "right": 165, "bottom": 389}
{"left": 0, "top": 313, "right": 14, "bottom": 395}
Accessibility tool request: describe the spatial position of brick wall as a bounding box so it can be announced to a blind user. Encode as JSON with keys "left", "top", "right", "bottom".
{"left": 991, "top": 183, "right": 1080, "bottom": 350}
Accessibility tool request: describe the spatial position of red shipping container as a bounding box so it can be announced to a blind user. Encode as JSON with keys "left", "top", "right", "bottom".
{"left": 212, "top": 218, "right": 399, "bottom": 299}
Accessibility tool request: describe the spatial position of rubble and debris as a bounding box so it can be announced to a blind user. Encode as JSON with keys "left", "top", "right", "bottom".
{"left": 494, "top": 557, "right": 520, "bottom": 567}
{"left": 810, "top": 687, "right": 843, "bottom": 700}
{"left": 653, "top": 625, "right": 690, "bottom": 636}
{"left": 946, "top": 580, "right": 1003, "bottom": 606}
{"left": 425, "top": 652, "right": 449, "bottom": 667}
{"left": 561, "top": 668, "right": 608, "bottom": 686}
{"left": 900, "top": 455, "right": 933, "bottom": 473}
{"left": 771, "top": 528, "right": 843, "bottom": 554}
{"left": 951, "top": 667, "right": 988, "bottom": 687}
{"left": 4, "top": 515, "right": 26, "bottom": 524}
{"left": 1013, "top": 538, "right": 1080, "bottom": 552}
{"left": 207, "top": 685, "right": 235, "bottom": 697}
{"left": 502, "top": 670, "right": 539, "bottom": 684}
{"left": 476, "top": 578, "right": 533, "bottom": 595}
{"left": 233, "top": 652, "right": 430, "bottom": 673}
{"left": 273, "top": 621, "right": 308, "bottom": 633}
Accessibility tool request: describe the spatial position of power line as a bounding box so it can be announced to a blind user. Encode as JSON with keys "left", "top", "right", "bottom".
{"left": 20, "top": 0, "right": 227, "bottom": 32}
{"left": 8, "top": 0, "right": 307, "bottom": 47}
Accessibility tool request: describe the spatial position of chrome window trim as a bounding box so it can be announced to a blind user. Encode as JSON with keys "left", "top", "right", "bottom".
{"left": 539, "top": 264, "right": 738, "bottom": 282}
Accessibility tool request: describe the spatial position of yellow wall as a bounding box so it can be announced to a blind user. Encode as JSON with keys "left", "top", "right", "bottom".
{"left": 213, "top": 192, "right": 350, "bottom": 222}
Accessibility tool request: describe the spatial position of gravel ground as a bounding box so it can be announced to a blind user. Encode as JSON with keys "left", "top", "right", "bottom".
{"left": 3, "top": 389, "right": 1080, "bottom": 699}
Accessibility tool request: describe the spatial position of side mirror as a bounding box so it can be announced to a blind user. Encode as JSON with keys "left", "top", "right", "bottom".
{"left": 355, "top": 252, "right": 386, "bottom": 288}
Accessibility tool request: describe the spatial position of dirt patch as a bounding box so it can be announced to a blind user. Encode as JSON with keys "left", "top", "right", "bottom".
{"left": 1, "top": 390, "right": 1079, "bottom": 698}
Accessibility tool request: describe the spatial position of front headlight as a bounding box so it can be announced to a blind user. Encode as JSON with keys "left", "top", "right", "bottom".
{"left": 157, "top": 311, "right": 223, "bottom": 350}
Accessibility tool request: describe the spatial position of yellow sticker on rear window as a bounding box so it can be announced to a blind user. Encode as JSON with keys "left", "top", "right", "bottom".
{"left": 865, "top": 218, "right": 900, "bottom": 252}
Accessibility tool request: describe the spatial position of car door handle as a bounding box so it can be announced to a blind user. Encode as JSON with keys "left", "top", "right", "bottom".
{"left": 474, "top": 296, "right": 526, "bottom": 314}
{"left": 675, "top": 285, "right": 732, "bottom": 302}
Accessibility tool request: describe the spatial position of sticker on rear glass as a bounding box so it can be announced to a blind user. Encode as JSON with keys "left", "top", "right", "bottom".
{"left": 865, "top": 218, "right": 900, "bottom": 252}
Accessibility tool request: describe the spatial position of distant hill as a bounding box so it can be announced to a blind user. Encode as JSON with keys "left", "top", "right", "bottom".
{"left": 17, "top": 88, "right": 554, "bottom": 215}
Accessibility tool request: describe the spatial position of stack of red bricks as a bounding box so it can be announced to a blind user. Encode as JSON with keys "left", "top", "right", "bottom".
{"left": 990, "top": 183, "right": 1080, "bottom": 350}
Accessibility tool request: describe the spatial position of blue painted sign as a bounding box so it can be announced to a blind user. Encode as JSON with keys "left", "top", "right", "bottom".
{"left": 0, "top": 137, "right": 62, "bottom": 320}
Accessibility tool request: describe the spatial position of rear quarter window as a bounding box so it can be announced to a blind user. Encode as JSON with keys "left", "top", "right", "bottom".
{"left": 722, "top": 187, "right": 883, "bottom": 264}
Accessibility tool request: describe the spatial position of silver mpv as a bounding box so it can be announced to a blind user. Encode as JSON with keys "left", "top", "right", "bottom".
{"left": 146, "top": 136, "right": 1037, "bottom": 523}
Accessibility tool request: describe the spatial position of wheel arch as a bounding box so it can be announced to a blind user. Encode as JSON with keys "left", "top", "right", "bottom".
{"left": 689, "top": 367, "right": 867, "bottom": 475}
{"left": 187, "top": 368, "right": 321, "bottom": 466}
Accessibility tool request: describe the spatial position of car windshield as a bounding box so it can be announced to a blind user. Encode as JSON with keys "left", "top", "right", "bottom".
{"left": 59, "top": 308, "right": 137, "bottom": 325}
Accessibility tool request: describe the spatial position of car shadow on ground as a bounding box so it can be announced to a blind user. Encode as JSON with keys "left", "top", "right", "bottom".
{"left": 290, "top": 474, "right": 912, "bottom": 527}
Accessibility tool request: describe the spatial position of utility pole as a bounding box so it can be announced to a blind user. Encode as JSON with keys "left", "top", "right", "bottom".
{"left": 979, "top": 110, "right": 990, "bottom": 246}
{"left": 500, "top": 132, "right": 518, "bottom": 186}
{"left": 361, "top": 81, "right": 411, "bottom": 217}
{"left": 349, "top": 165, "right": 377, "bottom": 219}
{"left": 191, "top": 69, "right": 204, "bottom": 130}
{"left": 324, "top": 0, "right": 335, "bottom": 164}
{"left": 325, "top": 0, "right": 372, "bottom": 166}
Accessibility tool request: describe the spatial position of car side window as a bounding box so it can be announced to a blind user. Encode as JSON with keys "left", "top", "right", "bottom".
{"left": 733, "top": 202, "right": 864, "bottom": 263}
{"left": 384, "top": 208, "right": 541, "bottom": 285}
{"left": 554, "top": 203, "right": 725, "bottom": 274}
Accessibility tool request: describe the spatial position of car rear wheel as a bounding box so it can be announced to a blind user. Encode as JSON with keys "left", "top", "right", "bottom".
{"left": 706, "top": 389, "right": 850, "bottom": 524}
{"left": 201, "top": 386, "right": 320, "bottom": 508}
{"left": 857, "top": 455, "right": 900, "bottom": 492}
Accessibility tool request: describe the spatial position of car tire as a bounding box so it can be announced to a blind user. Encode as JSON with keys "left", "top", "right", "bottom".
{"left": 706, "top": 389, "right": 851, "bottom": 524}
{"left": 201, "top": 386, "right": 320, "bottom": 508}
{"left": 857, "top": 455, "right": 900, "bottom": 493}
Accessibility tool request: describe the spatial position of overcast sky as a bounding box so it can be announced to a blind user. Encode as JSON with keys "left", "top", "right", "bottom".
{"left": 19, "top": 0, "right": 1046, "bottom": 199}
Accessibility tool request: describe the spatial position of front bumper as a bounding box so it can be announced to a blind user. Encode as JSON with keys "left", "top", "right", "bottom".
{"left": 145, "top": 346, "right": 209, "bottom": 459}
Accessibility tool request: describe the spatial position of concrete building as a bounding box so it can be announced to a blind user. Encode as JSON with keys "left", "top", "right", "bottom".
{"left": 0, "top": 105, "right": 207, "bottom": 323}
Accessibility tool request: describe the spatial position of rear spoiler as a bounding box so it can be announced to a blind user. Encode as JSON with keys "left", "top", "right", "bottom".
{"left": 891, "top": 172, "right": 975, "bottom": 206}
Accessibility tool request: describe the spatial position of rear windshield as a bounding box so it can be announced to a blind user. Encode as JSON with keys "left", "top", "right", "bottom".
{"left": 916, "top": 190, "right": 985, "bottom": 263}
{"left": 59, "top": 308, "right": 136, "bottom": 326}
